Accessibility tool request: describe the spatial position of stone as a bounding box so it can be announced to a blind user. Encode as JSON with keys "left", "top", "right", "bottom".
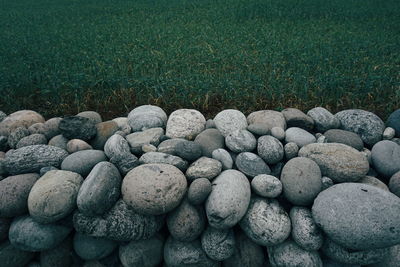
{"left": 317, "top": 135, "right": 327, "bottom": 143}
{"left": 0, "top": 111, "right": 6, "bottom": 122}
{"left": 389, "top": 171, "right": 400, "bottom": 197}
{"left": 206, "top": 119, "right": 216, "bottom": 129}
{"left": 73, "top": 199, "right": 163, "bottom": 241}
{"left": 119, "top": 235, "right": 164, "bottom": 267}
{"left": 157, "top": 138, "right": 186, "bottom": 155}
{"left": 205, "top": 170, "right": 251, "bottom": 229}
{"left": 211, "top": 148, "right": 233, "bottom": 170}
{"left": 281, "top": 157, "right": 322, "bottom": 205}
{"left": 0, "top": 110, "right": 45, "bottom": 136}
{"left": 127, "top": 105, "right": 167, "bottom": 132}
{"left": 290, "top": 206, "right": 323, "bottom": 251}
{"left": 73, "top": 233, "right": 117, "bottom": 261}
{"left": 312, "top": 183, "right": 400, "bottom": 250}
{"left": 247, "top": 123, "right": 270, "bottom": 136}
{"left": 77, "top": 111, "right": 102, "bottom": 124}
{"left": 299, "top": 143, "right": 369, "bottom": 183}
{"left": 383, "top": 127, "right": 396, "bottom": 140}
{"left": 358, "top": 176, "right": 389, "bottom": 191}
{"left": 0, "top": 136, "right": 7, "bottom": 151}
{"left": 201, "top": 226, "right": 235, "bottom": 261}
{"left": 66, "top": 139, "right": 93, "bottom": 153}
{"left": 109, "top": 153, "right": 138, "bottom": 176}
{"left": 324, "top": 129, "right": 364, "bottom": 151}
{"left": 122, "top": 164, "right": 187, "bottom": 215}
{"left": 4, "top": 145, "right": 68, "bottom": 175}
{"left": 214, "top": 109, "right": 248, "bottom": 137}
{"left": 61, "top": 150, "right": 107, "bottom": 176}
{"left": 235, "top": 152, "right": 270, "bottom": 177}
{"left": 112, "top": 116, "right": 128, "bottom": 128}
{"left": 28, "top": 122, "right": 47, "bottom": 135}
{"left": 0, "top": 241, "right": 35, "bottom": 267}
{"left": 386, "top": 109, "right": 400, "bottom": 137}
{"left": 239, "top": 197, "right": 291, "bottom": 246}
{"left": 139, "top": 152, "right": 188, "bottom": 171}
{"left": 104, "top": 134, "right": 131, "bottom": 158}
{"left": 166, "top": 109, "right": 206, "bottom": 139}
{"left": 321, "top": 238, "right": 390, "bottom": 265}
{"left": 59, "top": 116, "right": 97, "bottom": 141}
{"left": 0, "top": 219, "right": 10, "bottom": 241}
{"left": 167, "top": 198, "right": 206, "bottom": 241}
{"left": 223, "top": 230, "right": 266, "bottom": 267}
{"left": 0, "top": 173, "right": 39, "bottom": 217}
{"left": 257, "top": 135, "right": 284, "bottom": 164}
{"left": 270, "top": 127, "right": 285, "bottom": 140}
{"left": 126, "top": 127, "right": 164, "bottom": 154}
{"left": 39, "top": 166, "right": 58, "bottom": 176}
{"left": 77, "top": 162, "right": 121, "bottom": 216}
{"left": 282, "top": 108, "right": 314, "bottom": 131}
{"left": 225, "top": 129, "right": 257, "bottom": 153}
{"left": 268, "top": 240, "right": 322, "bottom": 267}
{"left": 251, "top": 174, "right": 282, "bottom": 198}
{"left": 247, "top": 110, "right": 287, "bottom": 132}
{"left": 16, "top": 133, "right": 47, "bottom": 148}
{"left": 48, "top": 134, "right": 68, "bottom": 150}
{"left": 90, "top": 121, "right": 119, "bottom": 150}
{"left": 371, "top": 140, "right": 400, "bottom": 177}
{"left": 172, "top": 140, "right": 202, "bottom": 161}
{"left": 28, "top": 170, "right": 83, "bottom": 223}
{"left": 284, "top": 142, "right": 299, "bottom": 160}
{"left": 188, "top": 178, "right": 212, "bottom": 205}
{"left": 185, "top": 157, "right": 222, "bottom": 181}
{"left": 9, "top": 215, "right": 72, "bottom": 252}
{"left": 367, "top": 244, "right": 400, "bottom": 267}
{"left": 8, "top": 127, "right": 29, "bottom": 148}
{"left": 335, "top": 109, "right": 385, "bottom": 146}
{"left": 141, "top": 143, "right": 157, "bottom": 153}
{"left": 307, "top": 107, "right": 340, "bottom": 132}
{"left": 194, "top": 128, "right": 225, "bottom": 157}
{"left": 285, "top": 127, "right": 316, "bottom": 148}
{"left": 270, "top": 161, "right": 285, "bottom": 178}
{"left": 40, "top": 235, "right": 73, "bottom": 267}
{"left": 43, "top": 117, "right": 62, "bottom": 139}
{"left": 163, "top": 237, "right": 218, "bottom": 267}
{"left": 321, "top": 176, "right": 334, "bottom": 190}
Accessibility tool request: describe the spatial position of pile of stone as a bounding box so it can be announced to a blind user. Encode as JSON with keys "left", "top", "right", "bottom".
{"left": 0, "top": 106, "right": 399, "bottom": 267}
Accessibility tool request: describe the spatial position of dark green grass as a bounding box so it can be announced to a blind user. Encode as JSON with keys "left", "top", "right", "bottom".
{"left": 1, "top": 0, "right": 399, "bottom": 119}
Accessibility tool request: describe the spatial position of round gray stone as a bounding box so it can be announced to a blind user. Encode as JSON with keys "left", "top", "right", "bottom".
{"left": 270, "top": 127, "right": 285, "bottom": 140}
{"left": 257, "top": 135, "right": 284, "bottom": 164}
{"left": 285, "top": 127, "right": 316, "bottom": 148}
{"left": 194, "top": 128, "right": 225, "bottom": 157}
{"left": 166, "top": 109, "right": 206, "bottom": 139}
{"left": 175, "top": 140, "right": 202, "bottom": 161}
{"left": 9, "top": 215, "right": 72, "bottom": 252}
{"left": 61, "top": 150, "right": 107, "bottom": 177}
{"left": 28, "top": 170, "right": 83, "bottom": 223}
{"left": 235, "top": 152, "right": 270, "bottom": 177}
{"left": 16, "top": 134, "right": 47, "bottom": 148}
{"left": 312, "top": 183, "right": 400, "bottom": 250}
{"left": 282, "top": 108, "right": 315, "bottom": 131}
{"left": 167, "top": 198, "right": 206, "bottom": 241}
{"left": 126, "top": 127, "right": 164, "bottom": 154}
{"left": 383, "top": 127, "right": 396, "bottom": 140}
{"left": 290, "top": 206, "right": 323, "bottom": 251}
{"left": 59, "top": 116, "right": 97, "bottom": 141}
{"left": 139, "top": 152, "right": 188, "bottom": 171}
{"left": 185, "top": 157, "right": 222, "bottom": 181}
{"left": 299, "top": 143, "right": 370, "bottom": 183}
{"left": 387, "top": 109, "right": 400, "bottom": 137}
{"left": 225, "top": 129, "right": 256, "bottom": 153}
{"left": 73, "top": 233, "right": 117, "bottom": 261}
{"left": 122, "top": 164, "right": 187, "bottom": 215}
{"left": 284, "top": 142, "right": 299, "bottom": 160}
{"left": 4, "top": 145, "right": 68, "bottom": 175}
{"left": 187, "top": 178, "right": 212, "bottom": 205}
{"left": 214, "top": 109, "right": 248, "bottom": 137}
{"left": 251, "top": 174, "right": 282, "bottom": 198}
{"left": 127, "top": 105, "right": 167, "bottom": 132}
{"left": 268, "top": 240, "right": 322, "bottom": 267}
{"left": 201, "top": 226, "right": 235, "bottom": 261}
{"left": 76, "top": 111, "right": 102, "bottom": 124}
{"left": 389, "top": 170, "right": 400, "bottom": 197}
{"left": 205, "top": 170, "right": 251, "bottom": 229}
{"left": 77, "top": 162, "right": 121, "bottom": 216}
{"left": 27, "top": 122, "right": 46, "bottom": 135}
{"left": 281, "top": 157, "right": 322, "bottom": 206}
{"left": 90, "top": 120, "right": 119, "bottom": 150}
{"left": 66, "top": 139, "right": 92, "bottom": 153}
{"left": 211, "top": 148, "right": 233, "bottom": 170}
{"left": 324, "top": 129, "right": 364, "bottom": 151}
{"left": 8, "top": 127, "right": 29, "bottom": 149}
{"left": 48, "top": 134, "right": 68, "bottom": 150}
{"left": 0, "top": 241, "right": 35, "bottom": 267}
{"left": 0, "top": 173, "right": 39, "bottom": 217}
{"left": 0, "top": 110, "right": 44, "bottom": 137}
{"left": 335, "top": 109, "right": 385, "bottom": 146}
{"left": 247, "top": 110, "right": 287, "bottom": 132}
{"left": 239, "top": 197, "right": 291, "bottom": 246}
{"left": 307, "top": 107, "right": 340, "bottom": 132}
{"left": 371, "top": 140, "right": 400, "bottom": 177}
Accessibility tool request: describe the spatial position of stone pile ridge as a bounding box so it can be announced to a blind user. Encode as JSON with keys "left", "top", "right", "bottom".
{"left": 0, "top": 106, "right": 399, "bottom": 266}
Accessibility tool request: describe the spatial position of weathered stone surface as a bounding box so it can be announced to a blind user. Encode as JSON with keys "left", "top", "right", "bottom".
{"left": 119, "top": 235, "right": 164, "bottom": 267}
{"left": 371, "top": 140, "right": 400, "bottom": 177}
{"left": 157, "top": 138, "right": 186, "bottom": 155}
{"left": 90, "top": 120, "right": 119, "bottom": 150}
{"left": 235, "top": 152, "right": 270, "bottom": 177}
{"left": 188, "top": 178, "right": 212, "bottom": 205}
{"left": 214, "top": 109, "right": 248, "bottom": 137}
{"left": 324, "top": 129, "right": 364, "bottom": 151}
{"left": 257, "top": 135, "right": 284, "bottom": 164}
{"left": 8, "top": 127, "right": 29, "bottom": 148}
{"left": 270, "top": 126, "right": 285, "bottom": 141}
{"left": 389, "top": 170, "right": 400, "bottom": 197}
{"left": 16, "top": 133, "right": 47, "bottom": 148}
{"left": 367, "top": 244, "right": 400, "bottom": 267}
{"left": 77, "top": 111, "right": 102, "bottom": 124}
{"left": 312, "top": 183, "right": 400, "bottom": 250}
{"left": 28, "top": 170, "right": 83, "bottom": 223}
{"left": 299, "top": 143, "right": 369, "bottom": 183}
{"left": 66, "top": 139, "right": 92, "bottom": 153}
{"left": 122, "top": 164, "right": 187, "bottom": 215}
{"left": 4, "top": 145, "right": 68, "bottom": 175}
{"left": 194, "top": 128, "right": 225, "bottom": 157}
{"left": 251, "top": 174, "right": 282, "bottom": 198}
{"left": 282, "top": 108, "right": 314, "bottom": 131}
{"left": 43, "top": 117, "right": 63, "bottom": 139}
{"left": 201, "top": 226, "right": 235, "bottom": 261}
{"left": 9, "top": 215, "right": 72, "bottom": 252}
{"left": 268, "top": 240, "right": 322, "bottom": 267}
{"left": 307, "top": 107, "right": 340, "bottom": 132}
{"left": 48, "top": 134, "right": 68, "bottom": 150}
{"left": 247, "top": 123, "right": 270, "bottom": 136}
{"left": 73, "top": 233, "right": 117, "bottom": 260}
{"left": 40, "top": 236, "right": 73, "bottom": 267}
{"left": 0, "top": 110, "right": 45, "bottom": 136}
{"left": 0, "top": 173, "right": 39, "bottom": 217}
{"left": 127, "top": 105, "right": 167, "bottom": 132}
{"left": 225, "top": 129, "right": 257, "bottom": 153}
{"left": 284, "top": 142, "right": 299, "bottom": 160}
{"left": 139, "top": 152, "right": 188, "bottom": 171}
{"left": 0, "top": 241, "right": 35, "bottom": 267}
{"left": 335, "top": 109, "right": 385, "bottom": 146}
{"left": 61, "top": 150, "right": 107, "bottom": 176}
{"left": 166, "top": 109, "right": 206, "bottom": 139}
{"left": 281, "top": 157, "right": 322, "bottom": 206}
{"left": 239, "top": 197, "right": 291, "bottom": 246}
{"left": 59, "top": 116, "right": 97, "bottom": 141}
{"left": 104, "top": 134, "right": 131, "bottom": 158}
{"left": 212, "top": 148, "right": 233, "bottom": 170}
{"left": 77, "top": 162, "right": 121, "bottom": 216}
{"left": 206, "top": 170, "right": 251, "bottom": 229}
{"left": 0, "top": 136, "right": 8, "bottom": 151}
{"left": 285, "top": 127, "right": 316, "bottom": 148}
{"left": 174, "top": 140, "right": 203, "bottom": 161}
{"left": 247, "top": 110, "right": 287, "bottom": 132}
{"left": 358, "top": 176, "right": 389, "bottom": 191}
{"left": 185, "top": 157, "right": 222, "bottom": 181}
{"left": 126, "top": 127, "right": 164, "bottom": 154}
{"left": 73, "top": 200, "right": 163, "bottom": 241}
{"left": 383, "top": 127, "right": 396, "bottom": 140}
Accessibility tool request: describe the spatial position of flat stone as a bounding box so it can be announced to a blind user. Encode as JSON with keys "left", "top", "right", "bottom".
{"left": 307, "top": 107, "right": 340, "bottom": 132}
{"left": 118, "top": 235, "right": 164, "bottom": 267}
{"left": 187, "top": 178, "right": 212, "bottom": 205}
{"left": 214, "top": 109, "right": 248, "bottom": 137}
{"left": 59, "top": 116, "right": 97, "bottom": 141}
{"left": 90, "top": 121, "right": 119, "bottom": 150}
{"left": 73, "top": 233, "right": 117, "bottom": 260}
{"left": 201, "top": 226, "right": 235, "bottom": 261}
{"left": 127, "top": 105, "right": 167, "bottom": 132}
{"left": 235, "top": 152, "right": 270, "bottom": 177}
{"left": 386, "top": 109, "right": 400, "bottom": 137}
{"left": 66, "top": 139, "right": 92, "bottom": 153}
{"left": 166, "top": 109, "right": 206, "bottom": 139}
{"left": 225, "top": 129, "right": 256, "bottom": 153}
{"left": 389, "top": 171, "right": 400, "bottom": 197}
{"left": 324, "top": 129, "right": 364, "bottom": 151}
{"left": 0, "top": 173, "right": 39, "bottom": 217}
{"left": 257, "top": 135, "right": 284, "bottom": 164}
{"left": 0, "top": 241, "right": 35, "bottom": 267}
{"left": 194, "top": 128, "right": 225, "bottom": 157}
{"left": 268, "top": 240, "right": 322, "bottom": 267}
{"left": 185, "top": 157, "right": 222, "bottom": 181}
{"left": 16, "top": 134, "right": 47, "bottom": 148}
{"left": 251, "top": 174, "right": 282, "bottom": 198}
{"left": 61, "top": 150, "right": 107, "bottom": 177}
{"left": 48, "top": 134, "right": 68, "bottom": 150}
{"left": 0, "top": 110, "right": 45, "bottom": 137}
{"left": 285, "top": 127, "right": 316, "bottom": 148}
{"left": 211, "top": 148, "right": 233, "bottom": 170}
{"left": 312, "top": 183, "right": 400, "bottom": 250}
{"left": 282, "top": 108, "right": 314, "bottom": 131}
{"left": 139, "top": 152, "right": 188, "bottom": 171}
{"left": 126, "top": 127, "right": 164, "bottom": 154}
{"left": 76, "top": 111, "right": 102, "bottom": 124}
{"left": 371, "top": 140, "right": 400, "bottom": 177}
{"left": 299, "top": 143, "right": 369, "bottom": 183}
{"left": 247, "top": 110, "right": 287, "bottom": 132}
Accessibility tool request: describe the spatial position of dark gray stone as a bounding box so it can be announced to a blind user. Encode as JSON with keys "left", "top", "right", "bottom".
{"left": 73, "top": 233, "right": 117, "bottom": 260}
{"left": 201, "top": 226, "right": 235, "bottom": 261}
{"left": 324, "top": 129, "right": 364, "bottom": 151}
{"left": 40, "top": 236, "right": 74, "bottom": 267}
{"left": 127, "top": 105, "right": 167, "bottom": 132}
{"left": 0, "top": 111, "right": 6, "bottom": 122}
{"left": 0, "top": 218, "right": 10, "bottom": 241}
{"left": 185, "top": 157, "right": 222, "bottom": 181}
{"left": 16, "top": 133, "right": 47, "bottom": 148}
{"left": 268, "top": 240, "right": 322, "bottom": 267}
{"left": 282, "top": 108, "right": 315, "bottom": 131}
{"left": 166, "top": 109, "right": 206, "bottom": 139}
{"left": 235, "top": 152, "right": 270, "bottom": 177}
{"left": 367, "top": 244, "right": 400, "bottom": 267}
{"left": 188, "top": 178, "right": 212, "bottom": 205}
{"left": 386, "top": 109, "right": 400, "bottom": 137}
{"left": 59, "top": 116, "right": 97, "bottom": 141}
{"left": 371, "top": 140, "right": 400, "bottom": 177}
{"left": 109, "top": 153, "right": 138, "bottom": 176}
{"left": 8, "top": 127, "right": 29, "bottom": 148}
{"left": 61, "top": 150, "right": 107, "bottom": 177}
{"left": 0, "top": 136, "right": 8, "bottom": 151}
{"left": 257, "top": 135, "right": 284, "bottom": 164}
{"left": 175, "top": 140, "right": 203, "bottom": 161}
{"left": 139, "top": 152, "right": 188, "bottom": 171}
{"left": 0, "top": 241, "right": 35, "bottom": 267}
{"left": 251, "top": 174, "right": 282, "bottom": 198}
{"left": 307, "top": 107, "right": 340, "bottom": 132}
{"left": 225, "top": 129, "right": 256, "bottom": 153}
{"left": 194, "top": 128, "right": 225, "bottom": 157}
{"left": 214, "top": 109, "right": 248, "bottom": 137}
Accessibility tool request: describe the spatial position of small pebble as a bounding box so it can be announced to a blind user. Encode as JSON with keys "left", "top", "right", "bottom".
{"left": 383, "top": 127, "right": 395, "bottom": 140}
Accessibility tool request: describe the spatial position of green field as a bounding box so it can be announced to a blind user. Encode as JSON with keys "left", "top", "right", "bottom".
{"left": 1, "top": 0, "right": 399, "bottom": 119}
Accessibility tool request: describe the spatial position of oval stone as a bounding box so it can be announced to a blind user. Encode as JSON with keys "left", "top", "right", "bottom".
{"left": 371, "top": 140, "right": 400, "bottom": 178}
{"left": 268, "top": 240, "right": 322, "bottom": 267}
{"left": 61, "top": 150, "right": 107, "bottom": 177}
{"left": 257, "top": 135, "right": 284, "bottom": 164}
{"left": 73, "top": 233, "right": 117, "bottom": 260}
{"left": 214, "top": 109, "right": 248, "bottom": 137}
{"left": 307, "top": 107, "right": 340, "bottom": 133}
{"left": 194, "top": 128, "right": 225, "bottom": 157}
{"left": 247, "top": 110, "right": 287, "bottom": 132}
{"left": 285, "top": 127, "right": 317, "bottom": 148}
{"left": 324, "top": 129, "right": 364, "bottom": 151}
{"left": 127, "top": 105, "right": 167, "bottom": 132}
{"left": 235, "top": 152, "right": 270, "bottom": 178}
{"left": 225, "top": 129, "right": 257, "bottom": 153}
{"left": 119, "top": 235, "right": 164, "bottom": 267}
{"left": 166, "top": 109, "right": 206, "bottom": 139}
{"left": 0, "top": 110, "right": 44, "bottom": 137}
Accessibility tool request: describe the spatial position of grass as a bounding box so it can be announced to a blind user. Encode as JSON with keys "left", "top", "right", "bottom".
{"left": 0, "top": 0, "right": 399, "bottom": 120}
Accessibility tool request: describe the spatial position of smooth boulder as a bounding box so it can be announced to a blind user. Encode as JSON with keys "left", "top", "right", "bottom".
{"left": 61, "top": 150, "right": 107, "bottom": 177}
{"left": 371, "top": 140, "right": 400, "bottom": 177}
